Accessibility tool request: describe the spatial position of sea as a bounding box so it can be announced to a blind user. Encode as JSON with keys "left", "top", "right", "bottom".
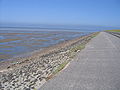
{"left": 0, "top": 25, "right": 119, "bottom": 61}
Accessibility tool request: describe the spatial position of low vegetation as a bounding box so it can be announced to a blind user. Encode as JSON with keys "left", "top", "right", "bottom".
{"left": 0, "top": 32, "right": 100, "bottom": 89}
{"left": 53, "top": 61, "right": 69, "bottom": 75}
{"left": 105, "top": 29, "right": 120, "bottom": 32}
{"left": 69, "top": 44, "right": 85, "bottom": 58}
{"left": 46, "top": 61, "right": 69, "bottom": 80}
{"left": 46, "top": 32, "right": 99, "bottom": 81}
{"left": 70, "top": 44, "right": 85, "bottom": 52}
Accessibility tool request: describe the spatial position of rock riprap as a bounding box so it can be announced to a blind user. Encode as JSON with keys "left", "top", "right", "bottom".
{"left": 0, "top": 33, "right": 95, "bottom": 90}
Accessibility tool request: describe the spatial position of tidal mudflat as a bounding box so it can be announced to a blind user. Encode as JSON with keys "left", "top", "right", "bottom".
{"left": 0, "top": 31, "right": 97, "bottom": 90}
{"left": 0, "top": 30, "right": 89, "bottom": 61}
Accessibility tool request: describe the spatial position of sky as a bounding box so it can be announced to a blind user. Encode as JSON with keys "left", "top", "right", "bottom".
{"left": 0, "top": 0, "right": 120, "bottom": 27}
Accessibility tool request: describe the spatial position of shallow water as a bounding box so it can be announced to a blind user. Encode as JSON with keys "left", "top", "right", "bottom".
{"left": 0, "top": 30, "right": 90, "bottom": 61}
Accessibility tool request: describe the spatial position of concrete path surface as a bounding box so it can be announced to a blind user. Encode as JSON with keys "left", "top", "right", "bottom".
{"left": 40, "top": 32, "right": 120, "bottom": 90}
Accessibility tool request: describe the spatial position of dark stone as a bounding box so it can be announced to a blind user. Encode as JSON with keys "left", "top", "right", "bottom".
{"left": 24, "top": 88, "right": 31, "bottom": 90}
{"left": 24, "top": 79, "right": 30, "bottom": 82}
{"left": 31, "top": 86, "right": 35, "bottom": 89}
{"left": 7, "top": 66, "right": 10, "bottom": 69}
{"left": 12, "top": 83, "right": 15, "bottom": 86}
{"left": 7, "top": 73, "right": 13, "bottom": 81}
{"left": 0, "top": 82, "right": 4, "bottom": 89}
{"left": 19, "top": 70, "right": 22, "bottom": 75}
{"left": 39, "top": 78, "right": 42, "bottom": 81}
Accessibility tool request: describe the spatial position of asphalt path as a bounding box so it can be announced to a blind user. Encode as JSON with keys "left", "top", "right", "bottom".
{"left": 40, "top": 32, "right": 120, "bottom": 90}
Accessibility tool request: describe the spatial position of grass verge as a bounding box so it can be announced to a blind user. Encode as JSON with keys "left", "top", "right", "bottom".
{"left": 46, "top": 32, "right": 99, "bottom": 81}
{"left": 46, "top": 61, "right": 69, "bottom": 81}
{"left": 105, "top": 29, "right": 120, "bottom": 32}
{"left": 53, "top": 61, "right": 69, "bottom": 75}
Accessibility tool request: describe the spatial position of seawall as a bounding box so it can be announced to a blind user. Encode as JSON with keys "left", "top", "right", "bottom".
{"left": 0, "top": 33, "right": 97, "bottom": 90}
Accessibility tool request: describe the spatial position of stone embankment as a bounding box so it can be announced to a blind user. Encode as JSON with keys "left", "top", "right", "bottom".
{"left": 0, "top": 33, "right": 97, "bottom": 90}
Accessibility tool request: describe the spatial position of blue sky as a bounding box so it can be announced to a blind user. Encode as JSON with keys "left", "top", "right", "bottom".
{"left": 0, "top": 0, "right": 120, "bottom": 27}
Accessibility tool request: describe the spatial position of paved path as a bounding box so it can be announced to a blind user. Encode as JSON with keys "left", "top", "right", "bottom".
{"left": 40, "top": 32, "right": 120, "bottom": 90}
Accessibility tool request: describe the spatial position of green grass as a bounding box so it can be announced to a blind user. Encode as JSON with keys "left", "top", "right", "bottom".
{"left": 46, "top": 32, "right": 100, "bottom": 81}
{"left": 105, "top": 29, "right": 120, "bottom": 32}
{"left": 69, "top": 32, "right": 100, "bottom": 58}
{"left": 70, "top": 44, "right": 85, "bottom": 52}
{"left": 53, "top": 61, "right": 69, "bottom": 75}
{"left": 46, "top": 43, "right": 88, "bottom": 80}
{"left": 69, "top": 44, "right": 85, "bottom": 59}
{"left": 46, "top": 44, "right": 86, "bottom": 80}
{"left": 91, "top": 32, "right": 100, "bottom": 38}
{"left": 69, "top": 43, "right": 88, "bottom": 58}
{"left": 46, "top": 61, "right": 69, "bottom": 81}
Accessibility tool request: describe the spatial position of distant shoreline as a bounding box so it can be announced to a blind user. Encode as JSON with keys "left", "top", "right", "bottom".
{"left": 0, "top": 26, "right": 102, "bottom": 32}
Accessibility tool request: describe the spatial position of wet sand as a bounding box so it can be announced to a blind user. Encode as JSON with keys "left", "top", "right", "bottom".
{"left": 0, "top": 33, "right": 93, "bottom": 72}
{"left": 0, "top": 32, "right": 98, "bottom": 90}
{"left": 0, "top": 31, "right": 87, "bottom": 61}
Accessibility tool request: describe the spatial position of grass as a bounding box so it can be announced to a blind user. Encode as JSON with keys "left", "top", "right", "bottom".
{"left": 69, "top": 32, "right": 100, "bottom": 58}
{"left": 53, "top": 61, "right": 69, "bottom": 75}
{"left": 91, "top": 32, "right": 100, "bottom": 38}
{"left": 46, "top": 61, "right": 69, "bottom": 80}
{"left": 105, "top": 29, "right": 120, "bottom": 32}
{"left": 46, "top": 32, "right": 99, "bottom": 81}
{"left": 46, "top": 44, "right": 86, "bottom": 80}
{"left": 69, "top": 44, "right": 86, "bottom": 58}
{"left": 70, "top": 44, "right": 85, "bottom": 52}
